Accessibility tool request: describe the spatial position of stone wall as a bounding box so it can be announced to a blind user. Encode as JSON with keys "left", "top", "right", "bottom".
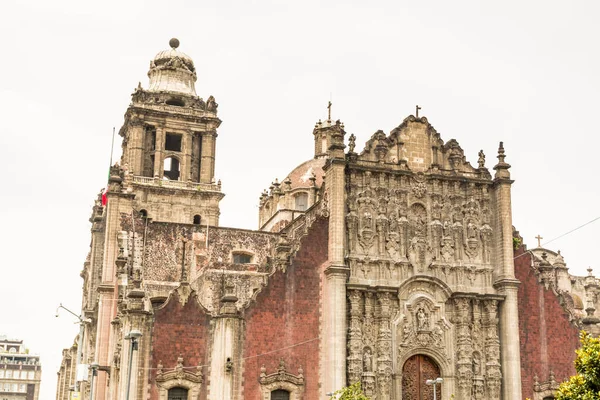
{"left": 241, "top": 217, "right": 327, "bottom": 400}
{"left": 515, "top": 242, "right": 580, "bottom": 400}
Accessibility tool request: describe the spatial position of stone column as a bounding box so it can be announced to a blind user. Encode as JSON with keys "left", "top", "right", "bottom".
{"left": 454, "top": 297, "right": 473, "bottom": 399}
{"left": 180, "top": 129, "right": 193, "bottom": 182}
{"left": 321, "top": 125, "right": 349, "bottom": 397}
{"left": 127, "top": 119, "right": 145, "bottom": 176}
{"left": 491, "top": 142, "right": 522, "bottom": 400}
{"left": 153, "top": 125, "right": 166, "bottom": 178}
{"left": 347, "top": 290, "right": 363, "bottom": 384}
{"left": 376, "top": 292, "right": 393, "bottom": 400}
{"left": 208, "top": 283, "right": 241, "bottom": 400}
{"left": 200, "top": 132, "right": 216, "bottom": 184}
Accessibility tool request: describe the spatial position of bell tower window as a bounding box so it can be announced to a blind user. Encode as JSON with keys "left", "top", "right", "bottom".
{"left": 193, "top": 215, "right": 201, "bottom": 225}
{"left": 165, "top": 133, "right": 182, "bottom": 152}
{"left": 163, "top": 157, "right": 181, "bottom": 180}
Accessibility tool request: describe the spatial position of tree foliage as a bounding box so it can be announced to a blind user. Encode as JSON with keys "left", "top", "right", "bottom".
{"left": 556, "top": 331, "right": 600, "bottom": 400}
{"left": 332, "top": 381, "right": 370, "bottom": 400}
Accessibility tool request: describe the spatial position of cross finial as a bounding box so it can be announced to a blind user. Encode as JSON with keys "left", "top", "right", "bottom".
{"left": 535, "top": 235, "right": 543, "bottom": 248}
{"left": 327, "top": 101, "right": 332, "bottom": 121}
{"left": 416, "top": 105, "right": 422, "bottom": 118}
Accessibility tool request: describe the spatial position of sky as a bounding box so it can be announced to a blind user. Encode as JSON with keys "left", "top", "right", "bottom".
{"left": 1, "top": 0, "right": 599, "bottom": 399}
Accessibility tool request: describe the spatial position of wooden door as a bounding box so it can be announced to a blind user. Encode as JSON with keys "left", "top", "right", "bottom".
{"left": 401, "top": 355, "right": 442, "bottom": 400}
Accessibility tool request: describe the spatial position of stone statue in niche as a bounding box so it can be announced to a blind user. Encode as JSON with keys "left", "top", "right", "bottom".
{"left": 347, "top": 210, "right": 359, "bottom": 252}
{"left": 363, "top": 348, "right": 373, "bottom": 372}
{"left": 440, "top": 235, "right": 454, "bottom": 263}
{"left": 472, "top": 352, "right": 482, "bottom": 376}
{"left": 416, "top": 307, "right": 430, "bottom": 330}
{"left": 386, "top": 211, "right": 401, "bottom": 258}
{"left": 359, "top": 211, "right": 376, "bottom": 252}
{"left": 431, "top": 220, "right": 443, "bottom": 261}
{"left": 376, "top": 213, "right": 389, "bottom": 255}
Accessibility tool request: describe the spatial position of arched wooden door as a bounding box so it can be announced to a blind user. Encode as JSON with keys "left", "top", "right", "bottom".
{"left": 402, "top": 355, "right": 442, "bottom": 400}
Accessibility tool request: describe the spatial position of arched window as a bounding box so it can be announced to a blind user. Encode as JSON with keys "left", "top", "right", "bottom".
{"left": 139, "top": 209, "right": 148, "bottom": 218}
{"left": 193, "top": 215, "right": 201, "bottom": 225}
{"left": 167, "top": 387, "right": 188, "bottom": 400}
{"left": 163, "top": 157, "right": 180, "bottom": 180}
{"left": 294, "top": 193, "right": 308, "bottom": 211}
{"left": 271, "top": 389, "right": 290, "bottom": 400}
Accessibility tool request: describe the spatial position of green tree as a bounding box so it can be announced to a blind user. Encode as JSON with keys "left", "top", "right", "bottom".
{"left": 331, "top": 382, "right": 370, "bottom": 400}
{"left": 556, "top": 331, "right": 600, "bottom": 400}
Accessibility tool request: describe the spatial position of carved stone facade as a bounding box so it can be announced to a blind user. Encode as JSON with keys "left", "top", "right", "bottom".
{"left": 343, "top": 115, "right": 518, "bottom": 399}
{"left": 58, "top": 39, "right": 600, "bottom": 400}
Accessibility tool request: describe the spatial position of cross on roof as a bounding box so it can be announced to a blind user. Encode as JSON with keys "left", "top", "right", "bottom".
{"left": 416, "top": 105, "right": 422, "bottom": 118}
{"left": 535, "top": 235, "right": 543, "bottom": 248}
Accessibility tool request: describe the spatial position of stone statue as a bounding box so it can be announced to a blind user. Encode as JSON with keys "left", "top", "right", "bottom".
{"left": 417, "top": 307, "right": 429, "bottom": 330}
{"left": 349, "top": 134, "right": 356, "bottom": 153}
{"left": 363, "top": 348, "right": 373, "bottom": 372}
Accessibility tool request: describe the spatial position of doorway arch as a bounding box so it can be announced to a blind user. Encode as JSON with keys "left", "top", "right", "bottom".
{"left": 401, "top": 354, "right": 442, "bottom": 400}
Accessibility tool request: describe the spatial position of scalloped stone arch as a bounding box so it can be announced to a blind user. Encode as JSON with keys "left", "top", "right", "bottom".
{"left": 260, "top": 380, "right": 303, "bottom": 400}
{"left": 156, "top": 378, "right": 201, "bottom": 400}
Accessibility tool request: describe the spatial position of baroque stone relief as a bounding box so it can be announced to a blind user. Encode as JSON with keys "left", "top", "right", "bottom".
{"left": 346, "top": 170, "right": 495, "bottom": 292}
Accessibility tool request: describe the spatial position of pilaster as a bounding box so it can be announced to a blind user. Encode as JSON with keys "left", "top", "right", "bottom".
{"left": 491, "top": 142, "right": 522, "bottom": 400}
{"left": 200, "top": 132, "right": 216, "bottom": 184}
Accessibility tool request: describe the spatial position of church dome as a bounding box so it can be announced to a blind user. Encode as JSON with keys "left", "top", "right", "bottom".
{"left": 147, "top": 38, "right": 197, "bottom": 96}
{"left": 284, "top": 158, "right": 326, "bottom": 190}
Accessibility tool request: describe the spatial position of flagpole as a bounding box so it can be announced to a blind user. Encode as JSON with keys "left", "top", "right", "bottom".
{"left": 102, "top": 127, "right": 116, "bottom": 207}
{"left": 109, "top": 127, "right": 116, "bottom": 171}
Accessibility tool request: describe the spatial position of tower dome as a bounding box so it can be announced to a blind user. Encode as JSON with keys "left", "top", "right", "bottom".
{"left": 147, "top": 38, "right": 197, "bottom": 96}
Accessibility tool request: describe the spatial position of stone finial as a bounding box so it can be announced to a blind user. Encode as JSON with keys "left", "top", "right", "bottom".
{"left": 157, "top": 361, "right": 163, "bottom": 374}
{"left": 169, "top": 38, "right": 180, "bottom": 49}
{"left": 493, "top": 141, "right": 511, "bottom": 179}
{"left": 588, "top": 267, "right": 594, "bottom": 276}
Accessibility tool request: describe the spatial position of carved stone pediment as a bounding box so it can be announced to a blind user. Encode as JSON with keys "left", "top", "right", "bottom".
{"left": 155, "top": 357, "right": 203, "bottom": 400}
{"left": 259, "top": 360, "right": 304, "bottom": 400}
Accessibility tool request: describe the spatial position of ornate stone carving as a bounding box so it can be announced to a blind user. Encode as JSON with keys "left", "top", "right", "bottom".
{"left": 259, "top": 360, "right": 304, "bottom": 400}
{"left": 155, "top": 356, "right": 203, "bottom": 400}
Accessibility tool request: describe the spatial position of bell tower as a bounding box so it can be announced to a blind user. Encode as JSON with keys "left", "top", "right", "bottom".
{"left": 118, "top": 38, "right": 224, "bottom": 225}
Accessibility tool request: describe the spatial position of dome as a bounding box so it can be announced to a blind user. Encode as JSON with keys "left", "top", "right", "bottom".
{"left": 284, "top": 158, "right": 326, "bottom": 190}
{"left": 147, "top": 38, "right": 197, "bottom": 96}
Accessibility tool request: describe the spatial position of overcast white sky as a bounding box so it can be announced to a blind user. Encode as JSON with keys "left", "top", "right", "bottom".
{"left": 1, "top": 0, "right": 599, "bottom": 398}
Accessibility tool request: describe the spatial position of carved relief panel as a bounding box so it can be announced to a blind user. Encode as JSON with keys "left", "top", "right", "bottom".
{"left": 346, "top": 169, "right": 495, "bottom": 292}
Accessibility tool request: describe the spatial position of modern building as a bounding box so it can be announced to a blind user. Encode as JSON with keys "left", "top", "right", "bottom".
{"left": 56, "top": 38, "right": 600, "bottom": 400}
{"left": 0, "top": 336, "right": 42, "bottom": 400}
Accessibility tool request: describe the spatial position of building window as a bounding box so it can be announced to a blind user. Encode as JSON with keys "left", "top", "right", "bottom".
{"left": 294, "top": 193, "right": 308, "bottom": 211}
{"left": 167, "top": 387, "right": 188, "bottom": 400}
{"left": 271, "top": 389, "right": 290, "bottom": 400}
{"left": 6, "top": 370, "right": 12, "bottom": 378}
{"left": 193, "top": 215, "right": 201, "bottom": 225}
{"left": 18, "top": 384, "right": 25, "bottom": 392}
{"left": 0, "top": 370, "right": 3, "bottom": 378}
{"left": 28, "top": 371, "right": 34, "bottom": 379}
{"left": 233, "top": 253, "right": 252, "bottom": 264}
{"left": 165, "top": 133, "right": 182, "bottom": 152}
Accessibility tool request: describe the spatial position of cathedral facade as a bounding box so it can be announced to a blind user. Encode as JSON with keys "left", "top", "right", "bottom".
{"left": 57, "top": 39, "right": 600, "bottom": 400}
